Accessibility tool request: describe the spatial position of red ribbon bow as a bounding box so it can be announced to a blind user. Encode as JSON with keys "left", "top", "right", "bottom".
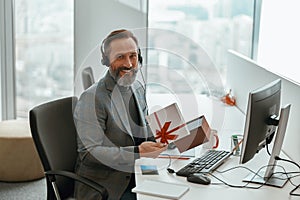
{"left": 154, "top": 112, "right": 186, "bottom": 144}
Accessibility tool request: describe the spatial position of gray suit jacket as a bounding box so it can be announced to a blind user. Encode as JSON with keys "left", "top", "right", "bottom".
{"left": 73, "top": 72, "right": 154, "bottom": 200}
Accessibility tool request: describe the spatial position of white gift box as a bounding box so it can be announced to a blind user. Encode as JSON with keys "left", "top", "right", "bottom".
{"left": 146, "top": 103, "right": 189, "bottom": 144}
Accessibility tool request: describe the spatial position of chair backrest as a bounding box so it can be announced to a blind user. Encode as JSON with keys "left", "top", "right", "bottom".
{"left": 29, "top": 96, "right": 78, "bottom": 199}
{"left": 82, "top": 66, "right": 95, "bottom": 90}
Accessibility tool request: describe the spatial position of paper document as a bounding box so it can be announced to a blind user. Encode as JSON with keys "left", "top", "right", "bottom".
{"left": 132, "top": 179, "right": 189, "bottom": 199}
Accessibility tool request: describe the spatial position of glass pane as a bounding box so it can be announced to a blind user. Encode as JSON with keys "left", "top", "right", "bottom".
{"left": 148, "top": 0, "right": 254, "bottom": 96}
{"left": 14, "top": 0, "right": 74, "bottom": 118}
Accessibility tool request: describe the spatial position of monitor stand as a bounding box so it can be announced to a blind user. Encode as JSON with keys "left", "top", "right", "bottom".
{"left": 243, "top": 170, "right": 288, "bottom": 188}
{"left": 243, "top": 104, "right": 291, "bottom": 188}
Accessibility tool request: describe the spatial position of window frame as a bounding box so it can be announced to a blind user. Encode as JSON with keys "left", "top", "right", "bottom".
{"left": 0, "top": 0, "right": 16, "bottom": 120}
{"left": 251, "top": 0, "right": 262, "bottom": 60}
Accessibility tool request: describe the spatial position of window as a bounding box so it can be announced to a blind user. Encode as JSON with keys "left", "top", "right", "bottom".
{"left": 147, "top": 0, "right": 254, "bottom": 96}
{"left": 14, "top": 0, "right": 74, "bottom": 118}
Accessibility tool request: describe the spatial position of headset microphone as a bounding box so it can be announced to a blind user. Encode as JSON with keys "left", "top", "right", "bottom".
{"left": 139, "top": 64, "right": 146, "bottom": 89}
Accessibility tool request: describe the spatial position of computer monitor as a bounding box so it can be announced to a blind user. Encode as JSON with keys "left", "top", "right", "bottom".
{"left": 240, "top": 79, "right": 291, "bottom": 187}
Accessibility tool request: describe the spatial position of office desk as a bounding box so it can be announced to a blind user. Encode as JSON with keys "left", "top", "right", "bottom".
{"left": 135, "top": 94, "right": 300, "bottom": 199}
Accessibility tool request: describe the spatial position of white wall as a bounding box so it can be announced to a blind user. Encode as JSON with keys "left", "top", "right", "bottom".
{"left": 257, "top": 0, "right": 300, "bottom": 84}
{"left": 74, "top": 0, "right": 147, "bottom": 96}
{"left": 227, "top": 50, "right": 300, "bottom": 164}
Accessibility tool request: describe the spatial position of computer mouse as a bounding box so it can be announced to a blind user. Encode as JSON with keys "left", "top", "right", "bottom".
{"left": 187, "top": 173, "right": 211, "bottom": 185}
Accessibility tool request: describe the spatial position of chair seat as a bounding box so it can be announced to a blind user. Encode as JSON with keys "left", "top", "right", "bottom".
{"left": 0, "top": 120, "right": 44, "bottom": 182}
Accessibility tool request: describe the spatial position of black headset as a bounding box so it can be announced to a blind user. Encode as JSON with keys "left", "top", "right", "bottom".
{"left": 100, "top": 38, "right": 143, "bottom": 67}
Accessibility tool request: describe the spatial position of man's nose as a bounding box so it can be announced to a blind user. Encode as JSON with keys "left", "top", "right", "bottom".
{"left": 123, "top": 56, "right": 133, "bottom": 67}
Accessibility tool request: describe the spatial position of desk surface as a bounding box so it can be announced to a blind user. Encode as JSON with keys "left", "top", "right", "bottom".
{"left": 135, "top": 94, "right": 300, "bottom": 199}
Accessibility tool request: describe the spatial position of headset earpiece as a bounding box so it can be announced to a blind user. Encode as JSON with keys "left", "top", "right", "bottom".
{"left": 138, "top": 48, "right": 143, "bottom": 65}
{"left": 101, "top": 56, "right": 109, "bottom": 67}
{"left": 100, "top": 39, "right": 110, "bottom": 67}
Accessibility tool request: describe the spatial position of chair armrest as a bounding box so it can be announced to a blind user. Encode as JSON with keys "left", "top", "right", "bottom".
{"left": 46, "top": 170, "right": 108, "bottom": 199}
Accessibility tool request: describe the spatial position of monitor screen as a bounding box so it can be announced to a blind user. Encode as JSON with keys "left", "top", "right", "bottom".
{"left": 239, "top": 79, "right": 291, "bottom": 187}
{"left": 240, "top": 79, "right": 281, "bottom": 164}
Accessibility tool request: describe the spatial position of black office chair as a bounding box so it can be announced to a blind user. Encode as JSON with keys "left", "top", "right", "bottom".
{"left": 29, "top": 96, "right": 108, "bottom": 200}
{"left": 82, "top": 66, "right": 95, "bottom": 90}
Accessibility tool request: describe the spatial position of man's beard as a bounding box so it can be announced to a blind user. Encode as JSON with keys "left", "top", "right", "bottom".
{"left": 109, "top": 67, "right": 138, "bottom": 87}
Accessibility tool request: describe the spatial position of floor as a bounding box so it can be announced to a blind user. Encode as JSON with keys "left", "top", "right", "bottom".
{"left": 0, "top": 178, "right": 46, "bottom": 199}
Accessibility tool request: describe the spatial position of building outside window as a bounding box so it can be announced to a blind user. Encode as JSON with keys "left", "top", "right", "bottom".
{"left": 147, "top": 0, "right": 254, "bottom": 96}
{"left": 14, "top": 0, "right": 74, "bottom": 118}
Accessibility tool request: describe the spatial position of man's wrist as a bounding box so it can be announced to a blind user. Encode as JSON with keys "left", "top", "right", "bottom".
{"left": 134, "top": 146, "right": 140, "bottom": 159}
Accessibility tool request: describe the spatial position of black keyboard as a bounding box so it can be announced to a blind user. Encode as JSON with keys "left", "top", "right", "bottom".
{"left": 176, "top": 150, "right": 232, "bottom": 177}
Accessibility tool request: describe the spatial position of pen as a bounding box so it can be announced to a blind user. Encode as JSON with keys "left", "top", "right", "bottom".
{"left": 231, "top": 137, "right": 244, "bottom": 153}
{"left": 158, "top": 155, "right": 190, "bottom": 160}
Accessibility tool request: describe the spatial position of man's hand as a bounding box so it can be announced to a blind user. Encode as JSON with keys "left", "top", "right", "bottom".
{"left": 139, "top": 141, "right": 167, "bottom": 158}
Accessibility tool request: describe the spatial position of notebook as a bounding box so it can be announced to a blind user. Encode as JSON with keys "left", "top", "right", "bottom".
{"left": 132, "top": 179, "right": 189, "bottom": 199}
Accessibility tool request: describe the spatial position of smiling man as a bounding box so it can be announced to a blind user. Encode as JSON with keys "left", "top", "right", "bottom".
{"left": 106, "top": 31, "right": 139, "bottom": 87}
{"left": 73, "top": 29, "right": 166, "bottom": 200}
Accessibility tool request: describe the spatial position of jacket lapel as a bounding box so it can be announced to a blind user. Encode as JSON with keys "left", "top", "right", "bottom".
{"left": 131, "top": 83, "right": 147, "bottom": 127}
{"left": 131, "top": 82, "right": 148, "bottom": 137}
{"left": 111, "top": 87, "right": 133, "bottom": 136}
{"left": 104, "top": 72, "right": 132, "bottom": 136}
